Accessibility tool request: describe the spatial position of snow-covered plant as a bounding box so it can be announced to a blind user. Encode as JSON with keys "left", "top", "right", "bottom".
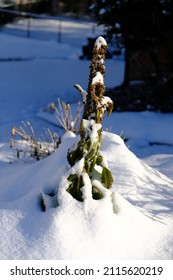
{"left": 50, "top": 98, "right": 83, "bottom": 133}
{"left": 66, "top": 36, "right": 114, "bottom": 201}
{"left": 10, "top": 121, "right": 60, "bottom": 161}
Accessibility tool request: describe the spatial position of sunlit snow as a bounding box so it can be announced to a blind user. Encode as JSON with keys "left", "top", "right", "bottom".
{"left": 0, "top": 22, "right": 173, "bottom": 260}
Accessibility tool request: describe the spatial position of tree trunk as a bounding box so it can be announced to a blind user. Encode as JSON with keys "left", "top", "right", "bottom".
{"left": 123, "top": 44, "right": 130, "bottom": 87}
{"left": 51, "top": 0, "right": 57, "bottom": 15}
{"left": 150, "top": 49, "right": 160, "bottom": 79}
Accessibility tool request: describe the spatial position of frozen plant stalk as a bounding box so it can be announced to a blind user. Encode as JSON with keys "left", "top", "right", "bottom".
{"left": 67, "top": 36, "right": 114, "bottom": 201}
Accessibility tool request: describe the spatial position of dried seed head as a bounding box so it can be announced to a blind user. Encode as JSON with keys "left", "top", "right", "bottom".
{"left": 64, "top": 104, "right": 70, "bottom": 111}
{"left": 10, "top": 140, "right": 14, "bottom": 148}
{"left": 11, "top": 127, "right": 15, "bottom": 136}
{"left": 50, "top": 102, "right": 55, "bottom": 110}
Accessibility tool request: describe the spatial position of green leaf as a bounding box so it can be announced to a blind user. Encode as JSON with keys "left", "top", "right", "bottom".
{"left": 101, "top": 167, "right": 113, "bottom": 189}
{"left": 96, "top": 155, "right": 103, "bottom": 165}
{"left": 67, "top": 174, "right": 83, "bottom": 201}
{"left": 67, "top": 144, "right": 83, "bottom": 167}
{"left": 92, "top": 185, "right": 104, "bottom": 200}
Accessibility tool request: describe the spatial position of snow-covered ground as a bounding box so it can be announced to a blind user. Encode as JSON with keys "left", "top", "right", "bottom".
{"left": 0, "top": 24, "right": 173, "bottom": 260}
{"left": 1, "top": 16, "right": 105, "bottom": 47}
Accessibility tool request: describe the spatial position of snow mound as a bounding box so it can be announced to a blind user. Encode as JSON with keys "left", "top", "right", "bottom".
{"left": 0, "top": 132, "right": 173, "bottom": 259}
{"left": 101, "top": 133, "right": 173, "bottom": 223}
